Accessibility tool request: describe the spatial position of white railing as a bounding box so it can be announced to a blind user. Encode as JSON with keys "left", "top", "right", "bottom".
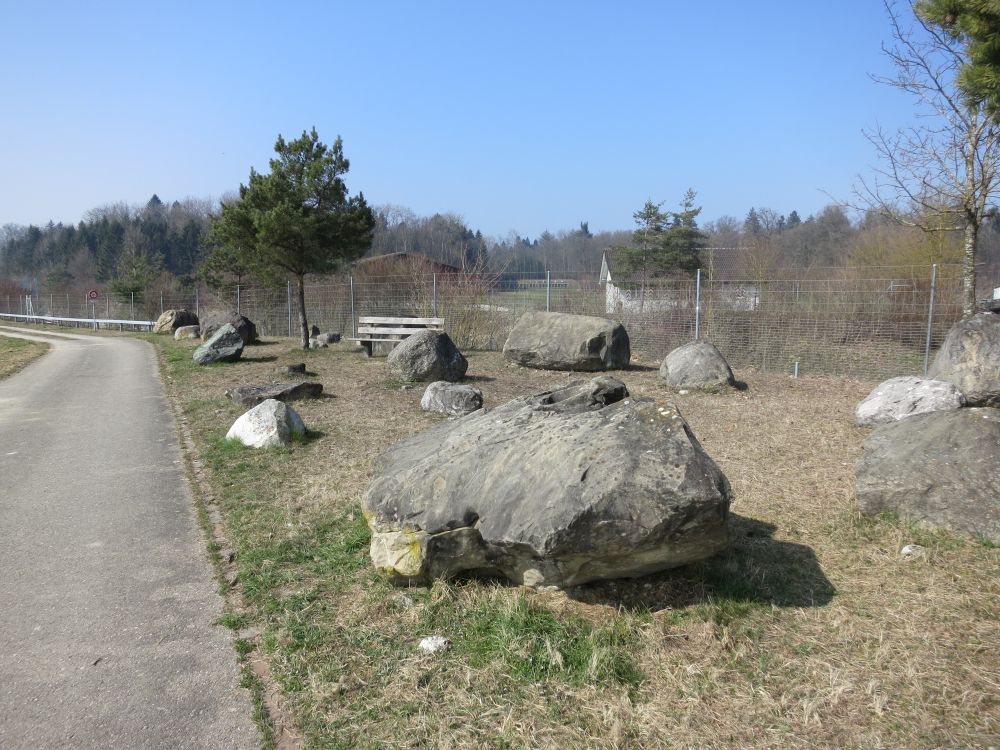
{"left": 0, "top": 313, "right": 155, "bottom": 331}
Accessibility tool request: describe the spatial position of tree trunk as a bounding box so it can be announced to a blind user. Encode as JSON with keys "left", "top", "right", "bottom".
{"left": 962, "top": 220, "right": 978, "bottom": 319}
{"left": 295, "top": 274, "right": 309, "bottom": 349}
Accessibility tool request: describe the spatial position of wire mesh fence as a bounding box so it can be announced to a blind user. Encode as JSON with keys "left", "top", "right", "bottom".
{"left": 3, "top": 263, "right": 994, "bottom": 380}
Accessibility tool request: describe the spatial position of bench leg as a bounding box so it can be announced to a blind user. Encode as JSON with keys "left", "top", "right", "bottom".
{"left": 363, "top": 341, "right": 373, "bottom": 358}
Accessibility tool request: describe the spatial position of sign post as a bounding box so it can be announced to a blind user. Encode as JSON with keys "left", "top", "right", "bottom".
{"left": 88, "top": 290, "right": 99, "bottom": 329}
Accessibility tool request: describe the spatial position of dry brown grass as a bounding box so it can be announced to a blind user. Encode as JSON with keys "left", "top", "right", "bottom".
{"left": 0, "top": 334, "right": 49, "bottom": 379}
{"left": 152, "top": 334, "right": 1000, "bottom": 750}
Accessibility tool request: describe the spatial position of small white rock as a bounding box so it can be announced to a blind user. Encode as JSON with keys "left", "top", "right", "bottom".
{"left": 418, "top": 635, "right": 451, "bottom": 653}
{"left": 678, "top": 389, "right": 689, "bottom": 395}
{"left": 900, "top": 544, "right": 929, "bottom": 559}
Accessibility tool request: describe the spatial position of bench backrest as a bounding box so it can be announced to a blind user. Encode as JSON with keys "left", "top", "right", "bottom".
{"left": 358, "top": 316, "right": 444, "bottom": 327}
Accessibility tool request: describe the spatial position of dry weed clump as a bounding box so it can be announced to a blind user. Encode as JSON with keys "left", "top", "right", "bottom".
{"left": 152, "top": 333, "right": 1000, "bottom": 749}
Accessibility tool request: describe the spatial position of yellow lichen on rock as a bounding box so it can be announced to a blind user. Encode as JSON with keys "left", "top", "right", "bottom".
{"left": 369, "top": 529, "right": 427, "bottom": 579}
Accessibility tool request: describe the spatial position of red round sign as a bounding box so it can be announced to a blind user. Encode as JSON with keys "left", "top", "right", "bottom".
{"left": 88, "top": 290, "right": 99, "bottom": 301}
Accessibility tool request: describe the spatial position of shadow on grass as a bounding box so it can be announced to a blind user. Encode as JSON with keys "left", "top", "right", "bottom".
{"left": 624, "top": 363, "right": 659, "bottom": 373}
{"left": 463, "top": 375, "right": 496, "bottom": 383}
{"left": 238, "top": 355, "right": 278, "bottom": 363}
{"left": 567, "top": 515, "right": 834, "bottom": 613}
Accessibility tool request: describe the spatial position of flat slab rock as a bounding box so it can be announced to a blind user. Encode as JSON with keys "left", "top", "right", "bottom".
{"left": 226, "top": 380, "right": 323, "bottom": 408}
{"left": 856, "top": 407, "right": 1000, "bottom": 544}
{"left": 855, "top": 376, "right": 965, "bottom": 426}
{"left": 502, "top": 311, "right": 630, "bottom": 371}
{"left": 362, "top": 376, "right": 731, "bottom": 588}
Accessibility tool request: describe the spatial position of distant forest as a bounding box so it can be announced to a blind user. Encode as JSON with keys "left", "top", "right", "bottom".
{"left": 3, "top": 194, "right": 1000, "bottom": 298}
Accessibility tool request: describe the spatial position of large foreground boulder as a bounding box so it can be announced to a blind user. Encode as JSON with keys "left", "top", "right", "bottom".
{"left": 928, "top": 313, "right": 1000, "bottom": 406}
{"left": 200, "top": 312, "right": 258, "bottom": 344}
{"left": 855, "top": 376, "right": 965, "bottom": 426}
{"left": 420, "top": 381, "right": 483, "bottom": 416}
{"left": 660, "top": 341, "right": 735, "bottom": 389}
{"left": 363, "top": 377, "right": 731, "bottom": 588}
{"left": 153, "top": 309, "right": 198, "bottom": 334}
{"left": 226, "top": 399, "right": 306, "bottom": 449}
{"left": 503, "top": 311, "right": 630, "bottom": 371}
{"left": 226, "top": 380, "right": 324, "bottom": 408}
{"left": 856, "top": 408, "right": 1000, "bottom": 544}
{"left": 387, "top": 329, "right": 467, "bottom": 382}
{"left": 193, "top": 323, "right": 244, "bottom": 365}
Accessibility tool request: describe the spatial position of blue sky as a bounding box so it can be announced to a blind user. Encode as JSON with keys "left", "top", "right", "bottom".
{"left": 1, "top": 1, "right": 916, "bottom": 239}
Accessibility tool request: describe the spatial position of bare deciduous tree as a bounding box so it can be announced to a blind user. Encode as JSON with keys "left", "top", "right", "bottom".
{"left": 857, "top": 1, "right": 1000, "bottom": 316}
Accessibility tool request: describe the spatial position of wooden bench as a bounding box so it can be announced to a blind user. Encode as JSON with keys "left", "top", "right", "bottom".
{"left": 347, "top": 316, "right": 444, "bottom": 356}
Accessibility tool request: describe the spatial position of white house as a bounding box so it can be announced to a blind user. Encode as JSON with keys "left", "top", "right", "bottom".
{"left": 599, "top": 248, "right": 760, "bottom": 314}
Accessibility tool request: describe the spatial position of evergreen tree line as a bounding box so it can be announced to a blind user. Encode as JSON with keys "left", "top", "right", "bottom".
{"left": 3, "top": 196, "right": 999, "bottom": 297}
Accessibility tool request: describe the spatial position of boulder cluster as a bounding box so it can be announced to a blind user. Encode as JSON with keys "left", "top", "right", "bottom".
{"left": 855, "top": 313, "right": 1000, "bottom": 544}
{"left": 357, "top": 311, "right": 741, "bottom": 588}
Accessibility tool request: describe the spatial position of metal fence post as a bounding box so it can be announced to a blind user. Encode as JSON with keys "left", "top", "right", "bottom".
{"left": 130, "top": 292, "right": 134, "bottom": 320}
{"left": 236, "top": 284, "right": 241, "bottom": 315}
{"left": 287, "top": 281, "right": 292, "bottom": 337}
{"left": 694, "top": 268, "right": 702, "bottom": 341}
{"left": 160, "top": 291, "right": 163, "bottom": 315}
{"left": 106, "top": 295, "right": 110, "bottom": 318}
{"left": 546, "top": 271, "right": 551, "bottom": 312}
{"left": 923, "top": 263, "right": 939, "bottom": 375}
{"left": 350, "top": 276, "right": 356, "bottom": 337}
{"left": 195, "top": 287, "right": 200, "bottom": 318}
{"left": 432, "top": 273, "right": 438, "bottom": 317}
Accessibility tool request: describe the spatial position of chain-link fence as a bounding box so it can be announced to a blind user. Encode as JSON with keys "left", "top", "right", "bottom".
{"left": 3, "top": 263, "right": 995, "bottom": 380}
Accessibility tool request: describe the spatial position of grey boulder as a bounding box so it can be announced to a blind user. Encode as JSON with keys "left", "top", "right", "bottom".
{"left": 226, "top": 399, "right": 306, "bottom": 449}
{"left": 153, "top": 309, "right": 198, "bottom": 334}
{"left": 659, "top": 341, "right": 735, "bottom": 389}
{"left": 174, "top": 324, "right": 201, "bottom": 340}
{"left": 201, "top": 312, "right": 258, "bottom": 344}
{"left": 308, "top": 332, "right": 340, "bottom": 348}
{"left": 362, "top": 377, "right": 731, "bottom": 588}
{"left": 929, "top": 313, "right": 1000, "bottom": 406}
{"left": 226, "top": 380, "right": 323, "bottom": 408}
{"left": 502, "top": 311, "right": 630, "bottom": 371}
{"left": 193, "top": 323, "right": 244, "bottom": 365}
{"left": 387, "top": 329, "right": 467, "bottom": 382}
{"left": 856, "top": 408, "right": 1000, "bottom": 544}
{"left": 855, "top": 376, "right": 965, "bottom": 426}
{"left": 420, "top": 381, "right": 483, "bottom": 416}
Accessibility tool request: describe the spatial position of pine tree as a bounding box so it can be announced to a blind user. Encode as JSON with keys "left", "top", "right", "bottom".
{"left": 209, "top": 129, "right": 375, "bottom": 348}
{"left": 917, "top": 0, "right": 1000, "bottom": 119}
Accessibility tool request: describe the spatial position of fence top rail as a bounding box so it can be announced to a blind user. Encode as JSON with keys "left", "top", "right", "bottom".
{"left": 0, "top": 313, "right": 156, "bottom": 328}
